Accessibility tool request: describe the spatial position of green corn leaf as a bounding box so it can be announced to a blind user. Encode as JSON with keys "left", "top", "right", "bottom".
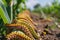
{"left": 2, "top": 0, "right": 7, "bottom": 6}
{"left": 0, "top": 6, "right": 11, "bottom": 24}
{"left": 0, "top": 1, "right": 11, "bottom": 24}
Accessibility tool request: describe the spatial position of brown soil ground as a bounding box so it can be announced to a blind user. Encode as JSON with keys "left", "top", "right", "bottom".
{"left": 30, "top": 13, "right": 60, "bottom": 40}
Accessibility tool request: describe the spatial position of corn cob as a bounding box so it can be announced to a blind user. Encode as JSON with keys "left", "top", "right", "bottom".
{"left": 17, "top": 18, "right": 37, "bottom": 31}
{"left": 16, "top": 19, "right": 39, "bottom": 39}
{"left": 6, "top": 24, "right": 35, "bottom": 40}
{"left": 6, "top": 10, "right": 40, "bottom": 39}
{"left": 17, "top": 11, "right": 38, "bottom": 30}
{"left": 6, "top": 31, "right": 33, "bottom": 40}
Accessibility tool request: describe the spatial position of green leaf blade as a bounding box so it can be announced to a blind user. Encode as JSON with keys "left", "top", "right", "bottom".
{"left": 0, "top": 6, "right": 10, "bottom": 24}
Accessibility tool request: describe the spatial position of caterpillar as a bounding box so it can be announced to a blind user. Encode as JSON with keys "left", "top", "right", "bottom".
{"left": 6, "top": 31, "right": 33, "bottom": 40}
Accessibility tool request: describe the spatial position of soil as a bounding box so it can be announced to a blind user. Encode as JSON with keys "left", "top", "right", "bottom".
{"left": 30, "top": 13, "right": 60, "bottom": 40}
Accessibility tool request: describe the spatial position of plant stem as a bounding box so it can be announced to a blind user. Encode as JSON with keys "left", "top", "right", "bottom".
{"left": 10, "top": 0, "right": 13, "bottom": 23}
